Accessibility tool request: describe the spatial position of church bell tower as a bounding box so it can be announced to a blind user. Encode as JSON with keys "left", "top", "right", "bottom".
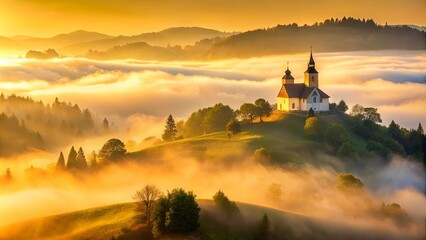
{"left": 304, "top": 48, "right": 319, "bottom": 88}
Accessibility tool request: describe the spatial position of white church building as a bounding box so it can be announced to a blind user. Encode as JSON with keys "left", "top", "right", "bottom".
{"left": 277, "top": 50, "right": 330, "bottom": 112}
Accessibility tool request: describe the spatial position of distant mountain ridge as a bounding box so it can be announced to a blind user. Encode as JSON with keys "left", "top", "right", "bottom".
{"left": 1, "top": 18, "right": 425, "bottom": 60}
{"left": 60, "top": 27, "right": 236, "bottom": 55}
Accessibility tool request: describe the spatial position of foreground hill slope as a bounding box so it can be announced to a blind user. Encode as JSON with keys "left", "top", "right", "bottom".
{"left": 0, "top": 200, "right": 411, "bottom": 240}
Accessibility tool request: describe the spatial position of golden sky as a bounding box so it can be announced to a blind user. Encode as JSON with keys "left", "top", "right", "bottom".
{"left": 0, "top": 0, "right": 425, "bottom": 37}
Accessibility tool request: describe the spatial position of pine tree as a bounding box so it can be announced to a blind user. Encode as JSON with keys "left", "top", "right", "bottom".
{"left": 162, "top": 115, "right": 177, "bottom": 141}
{"left": 66, "top": 146, "right": 77, "bottom": 169}
{"left": 89, "top": 150, "right": 98, "bottom": 169}
{"left": 56, "top": 151, "right": 66, "bottom": 170}
{"left": 103, "top": 118, "right": 110, "bottom": 132}
{"left": 417, "top": 123, "right": 424, "bottom": 135}
{"left": 5, "top": 168, "right": 12, "bottom": 182}
{"left": 76, "top": 147, "right": 88, "bottom": 170}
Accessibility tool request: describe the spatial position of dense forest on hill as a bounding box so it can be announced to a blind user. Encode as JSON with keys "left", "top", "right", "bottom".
{"left": 0, "top": 94, "right": 103, "bottom": 156}
{"left": 204, "top": 17, "right": 425, "bottom": 59}
{"left": 83, "top": 17, "right": 425, "bottom": 61}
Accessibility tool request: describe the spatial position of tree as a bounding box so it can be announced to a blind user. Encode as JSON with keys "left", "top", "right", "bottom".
{"left": 265, "top": 183, "right": 282, "bottom": 203}
{"left": 162, "top": 115, "right": 177, "bottom": 141}
{"left": 184, "top": 107, "right": 211, "bottom": 137}
{"left": 417, "top": 123, "right": 424, "bottom": 134}
{"left": 255, "top": 214, "right": 270, "bottom": 240}
{"left": 203, "top": 103, "right": 235, "bottom": 133}
{"left": 66, "top": 146, "right": 78, "bottom": 169}
{"left": 329, "top": 102, "right": 337, "bottom": 112}
{"left": 307, "top": 108, "right": 315, "bottom": 118}
{"left": 337, "top": 173, "right": 364, "bottom": 192}
{"left": 336, "top": 100, "right": 348, "bottom": 113}
{"left": 134, "top": 185, "right": 162, "bottom": 225}
{"left": 56, "top": 151, "right": 66, "bottom": 170}
{"left": 363, "top": 107, "right": 382, "bottom": 123}
{"left": 212, "top": 190, "right": 240, "bottom": 217}
{"left": 152, "top": 188, "right": 200, "bottom": 237}
{"left": 254, "top": 148, "right": 271, "bottom": 161}
{"left": 337, "top": 141, "right": 355, "bottom": 158}
{"left": 103, "top": 118, "right": 109, "bottom": 132}
{"left": 226, "top": 118, "right": 241, "bottom": 136}
{"left": 388, "top": 120, "right": 402, "bottom": 142}
{"left": 254, "top": 98, "right": 272, "bottom": 122}
{"left": 98, "top": 138, "right": 126, "bottom": 162}
{"left": 325, "top": 124, "right": 350, "bottom": 150}
{"left": 239, "top": 103, "right": 257, "bottom": 121}
{"left": 4, "top": 168, "right": 12, "bottom": 182}
{"left": 350, "top": 104, "right": 364, "bottom": 117}
{"left": 304, "top": 116, "right": 320, "bottom": 139}
{"left": 88, "top": 151, "right": 98, "bottom": 169}
{"left": 76, "top": 147, "right": 88, "bottom": 170}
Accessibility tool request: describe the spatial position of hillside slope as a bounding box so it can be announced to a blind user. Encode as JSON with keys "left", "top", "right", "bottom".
{"left": 128, "top": 112, "right": 366, "bottom": 168}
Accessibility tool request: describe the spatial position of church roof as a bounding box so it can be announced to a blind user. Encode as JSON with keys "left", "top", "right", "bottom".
{"left": 304, "top": 67, "right": 318, "bottom": 73}
{"left": 277, "top": 84, "right": 330, "bottom": 98}
{"left": 282, "top": 68, "right": 295, "bottom": 80}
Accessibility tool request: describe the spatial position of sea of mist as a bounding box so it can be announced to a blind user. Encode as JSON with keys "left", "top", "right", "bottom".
{"left": 0, "top": 50, "right": 425, "bottom": 238}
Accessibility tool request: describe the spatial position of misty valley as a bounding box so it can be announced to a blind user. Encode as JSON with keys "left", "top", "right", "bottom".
{"left": 0, "top": 15, "right": 425, "bottom": 240}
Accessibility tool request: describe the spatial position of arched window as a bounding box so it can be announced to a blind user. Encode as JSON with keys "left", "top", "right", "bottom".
{"left": 292, "top": 103, "right": 295, "bottom": 109}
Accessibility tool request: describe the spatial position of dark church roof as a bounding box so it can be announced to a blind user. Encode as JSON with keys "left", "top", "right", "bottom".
{"left": 305, "top": 49, "right": 318, "bottom": 73}
{"left": 277, "top": 84, "right": 330, "bottom": 99}
{"left": 282, "top": 67, "right": 295, "bottom": 80}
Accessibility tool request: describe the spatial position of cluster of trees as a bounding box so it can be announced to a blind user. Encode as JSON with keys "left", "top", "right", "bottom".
{"left": 0, "top": 113, "right": 44, "bottom": 156}
{"left": 176, "top": 99, "right": 271, "bottom": 139}
{"left": 25, "top": 48, "right": 59, "bottom": 59}
{"left": 237, "top": 99, "right": 273, "bottom": 122}
{"left": 56, "top": 146, "right": 90, "bottom": 171}
{"left": 133, "top": 185, "right": 200, "bottom": 237}
{"left": 337, "top": 173, "right": 409, "bottom": 226}
{"left": 212, "top": 190, "right": 240, "bottom": 217}
{"left": 306, "top": 100, "right": 424, "bottom": 160}
{"left": 0, "top": 94, "right": 103, "bottom": 156}
{"left": 349, "top": 104, "right": 424, "bottom": 159}
{"left": 56, "top": 138, "right": 127, "bottom": 172}
{"left": 304, "top": 107, "right": 355, "bottom": 158}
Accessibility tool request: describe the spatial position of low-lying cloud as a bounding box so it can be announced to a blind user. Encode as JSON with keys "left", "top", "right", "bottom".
{"left": 0, "top": 50, "right": 425, "bottom": 129}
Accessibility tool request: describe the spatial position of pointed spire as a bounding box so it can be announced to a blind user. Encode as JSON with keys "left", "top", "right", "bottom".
{"left": 309, "top": 46, "right": 315, "bottom": 66}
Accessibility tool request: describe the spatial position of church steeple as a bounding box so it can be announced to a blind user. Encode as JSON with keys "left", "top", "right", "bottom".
{"left": 304, "top": 47, "right": 319, "bottom": 87}
{"left": 308, "top": 47, "right": 315, "bottom": 67}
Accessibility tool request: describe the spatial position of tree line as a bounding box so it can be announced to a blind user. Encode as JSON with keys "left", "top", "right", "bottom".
{"left": 0, "top": 93, "right": 109, "bottom": 156}
{"left": 162, "top": 99, "right": 272, "bottom": 142}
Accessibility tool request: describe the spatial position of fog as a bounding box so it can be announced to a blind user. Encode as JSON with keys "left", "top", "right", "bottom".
{"left": 0, "top": 50, "right": 425, "bottom": 238}
{"left": 0, "top": 50, "right": 425, "bottom": 129}
{"left": 0, "top": 149, "right": 424, "bottom": 239}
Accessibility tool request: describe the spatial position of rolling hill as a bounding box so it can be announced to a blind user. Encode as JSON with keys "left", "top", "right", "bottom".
{"left": 0, "top": 200, "right": 406, "bottom": 240}
{"left": 60, "top": 27, "right": 235, "bottom": 56}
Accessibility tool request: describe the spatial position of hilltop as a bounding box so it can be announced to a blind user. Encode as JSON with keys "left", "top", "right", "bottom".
{"left": 127, "top": 112, "right": 367, "bottom": 169}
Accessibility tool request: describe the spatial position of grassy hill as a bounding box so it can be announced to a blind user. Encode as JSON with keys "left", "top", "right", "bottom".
{"left": 127, "top": 112, "right": 367, "bottom": 169}
{"left": 0, "top": 199, "right": 406, "bottom": 240}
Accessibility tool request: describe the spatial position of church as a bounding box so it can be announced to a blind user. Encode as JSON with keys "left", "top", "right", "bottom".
{"left": 277, "top": 50, "right": 330, "bottom": 112}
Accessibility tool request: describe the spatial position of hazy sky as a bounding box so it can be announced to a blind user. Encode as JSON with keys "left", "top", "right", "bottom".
{"left": 0, "top": 0, "right": 425, "bottom": 37}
